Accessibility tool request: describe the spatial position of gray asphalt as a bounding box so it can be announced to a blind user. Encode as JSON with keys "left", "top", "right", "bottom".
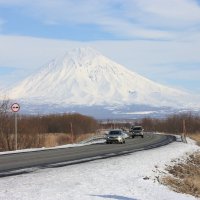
{"left": 0, "top": 133, "right": 175, "bottom": 176}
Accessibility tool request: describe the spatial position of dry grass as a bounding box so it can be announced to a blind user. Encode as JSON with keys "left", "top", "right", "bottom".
{"left": 188, "top": 133, "right": 200, "bottom": 146}
{"left": 75, "top": 133, "right": 97, "bottom": 143}
{"left": 161, "top": 151, "right": 200, "bottom": 198}
{"left": 40, "top": 132, "right": 97, "bottom": 147}
{"left": 41, "top": 133, "right": 70, "bottom": 147}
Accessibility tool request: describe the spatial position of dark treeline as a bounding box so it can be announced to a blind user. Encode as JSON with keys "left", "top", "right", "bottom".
{"left": 0, "top": 113, "right": 98, "bottom": 151}
{"left": 1, "top": 99, "right": 200, "bottom": 151}
{"left": 0, "top": 99, "right": 98, "bottom": 151}
{"left": 18, "top": 113, "right": 98, "bottom": 135}
{"left": 40, "top": 114, "right": 98, "bottom": 134}
{"left": 100, "top": 113, "right": 200, "bottom": 134}
{"left": 141, "top": 113, "right": 200, "bottom": 134}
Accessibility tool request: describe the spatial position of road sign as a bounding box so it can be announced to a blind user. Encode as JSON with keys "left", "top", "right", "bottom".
{"left": 11, "top": 103, "right": 20, "bottom": 150}
{"left": 11, "top": 103, "right": 20, "bottom": 112}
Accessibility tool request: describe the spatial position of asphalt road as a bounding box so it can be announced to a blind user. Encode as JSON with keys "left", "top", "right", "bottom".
{"left": 0, "top": 133, "right": 175, "bottom": 176}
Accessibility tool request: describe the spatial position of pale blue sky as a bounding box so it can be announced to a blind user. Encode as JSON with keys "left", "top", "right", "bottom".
{"left": 0, "top": 0, "right": 200, "bottom": 93}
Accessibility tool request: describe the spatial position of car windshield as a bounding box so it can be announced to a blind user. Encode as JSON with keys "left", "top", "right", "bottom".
{"left": 109, "top": 131, "right": 121, "bottom": 135}
{"left": 132, "top": 127, "right": 142, "bottom": 131}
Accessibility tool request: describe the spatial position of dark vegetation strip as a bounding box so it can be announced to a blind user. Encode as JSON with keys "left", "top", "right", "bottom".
{"left": 1, "top": 98, "right": 200, "bottom": 151}
{"left": 162, "top": 151, "right": 200, "bottom": 198}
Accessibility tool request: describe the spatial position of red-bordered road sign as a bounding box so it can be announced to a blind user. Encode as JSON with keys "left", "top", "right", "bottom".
{"left": 11, "top": 103, "right": 20, "bottom": 112}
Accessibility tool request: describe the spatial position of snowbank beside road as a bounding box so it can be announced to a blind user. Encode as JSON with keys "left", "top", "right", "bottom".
{"left": 0, "top": 139, "right": 199, "bottom": 200}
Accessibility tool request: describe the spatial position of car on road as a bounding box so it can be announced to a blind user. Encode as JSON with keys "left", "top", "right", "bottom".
{"left": 106, "top": 129, "right": 126, "bottom": 144}
{"left": 129, "top": 126, "right": 144, "bottom": 138}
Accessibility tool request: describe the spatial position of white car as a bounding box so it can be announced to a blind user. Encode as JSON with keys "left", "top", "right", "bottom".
{"left": 106, "top": 129, "right": 126, "bottom": 144}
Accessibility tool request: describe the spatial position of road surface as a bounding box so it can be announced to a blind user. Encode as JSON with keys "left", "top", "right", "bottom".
{"left": 0, "top": 133, "right": 175, "bottom": 176}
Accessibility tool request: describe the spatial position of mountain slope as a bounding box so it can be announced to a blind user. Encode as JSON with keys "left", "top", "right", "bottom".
{"left": 9, "top": 47, "right": 198, "bottom": 109}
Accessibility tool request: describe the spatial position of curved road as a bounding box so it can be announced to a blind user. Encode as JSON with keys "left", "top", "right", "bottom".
{"left": 0, "top": 133, "right": 175, "bottom": 176}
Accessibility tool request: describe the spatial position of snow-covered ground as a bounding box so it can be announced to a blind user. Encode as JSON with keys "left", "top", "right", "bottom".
{"left": 0, "top": 138, "right": 199, "bottom": 200}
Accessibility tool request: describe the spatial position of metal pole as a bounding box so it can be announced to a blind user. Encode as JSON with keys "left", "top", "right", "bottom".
{"left": 70, "top": 122, "right": 73, "bottom": 143}
{"left": 15, "top": 112, "right": 18, "bottom": 150}
{"left": 181, "top": 119, "right": 187, "bottom": 143}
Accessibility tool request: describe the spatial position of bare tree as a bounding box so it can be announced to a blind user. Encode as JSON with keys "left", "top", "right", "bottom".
{"left": 0, "top": 98, "right": 15, "bottom": 151}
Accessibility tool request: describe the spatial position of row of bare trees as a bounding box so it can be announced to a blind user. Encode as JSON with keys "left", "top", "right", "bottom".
{"left": 40, "top": 114, "right": 98, "bottom": 134}
{"left": 0, "top": 100, "right": 98, "bottom": 151}
{"left": 1, "top": 98, "right": 199, "bottom": 151}
{"left": 0, "top": 99, "right": 14, "bottom": 151}
{"left": 140, "top": 113, "right": 200, "bottom": 134}
{"left": 100, "top": 113, "right": 200, "bottom": 135}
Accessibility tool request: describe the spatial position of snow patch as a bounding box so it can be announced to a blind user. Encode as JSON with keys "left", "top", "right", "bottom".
{"left": 0, "top": 138, "right": 199, "bottom": 200}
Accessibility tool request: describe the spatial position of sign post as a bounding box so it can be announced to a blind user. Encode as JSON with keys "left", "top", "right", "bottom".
{"left": 70, "top": 122, "right": 74, "bottom": 143}
{"left": 182, "top": 119, "right": 187, "bottom": 143}
{"left": 11, "top": 103, "right": 20, "bottom": 150}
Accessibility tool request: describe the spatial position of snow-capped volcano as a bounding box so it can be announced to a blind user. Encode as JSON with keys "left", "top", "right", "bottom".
{"left": 9, "top": 47, "right": 199, "bottom": 109}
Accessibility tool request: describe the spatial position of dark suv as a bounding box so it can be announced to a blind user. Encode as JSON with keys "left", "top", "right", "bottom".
{"left": 130, "top": 126, "right": 144, "bottom": 138}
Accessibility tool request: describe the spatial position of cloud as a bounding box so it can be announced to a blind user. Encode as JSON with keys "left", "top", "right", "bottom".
{"left": 0, "top": 34, "right": 200, "bottom": 70}
{"left": 0, "top": 34, "right": 200, "bottom": 92}
{"left": 135, "top": 0, "right": 200, "bottom": 24}
{"left": 99, "top": 18, "right": 174, "bottom": 40}
{"left": 0, "top": 35, "right": 81, "bottom": 69}
{"left": 1, "top": 0, "right": 200, "bottom": 40}
{"left": 0, "top": 18, "right": 5, "bottom": 31}
{"left": 0, "top": 0, "right": 27, "bottom": 5}
{"left": 0, "top": 1, "right": 200, "bottom": 91}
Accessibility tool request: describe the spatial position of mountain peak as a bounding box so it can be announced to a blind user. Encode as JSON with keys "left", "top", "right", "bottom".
{"left": 8, "top": 47, "right": 200, "bottom": 109}
{"left": 63, "top": 46, "right": 101, "bottom": 61}
{"left": 48, "top": 46, "right": 106, "bottom": 72}
{"left": 71, "top": 46, "right": 100, "bottom": 55}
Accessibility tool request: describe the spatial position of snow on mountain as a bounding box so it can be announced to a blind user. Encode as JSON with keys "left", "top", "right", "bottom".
{"left": 8, "top": 47, "right": 199, "bottom": 109}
